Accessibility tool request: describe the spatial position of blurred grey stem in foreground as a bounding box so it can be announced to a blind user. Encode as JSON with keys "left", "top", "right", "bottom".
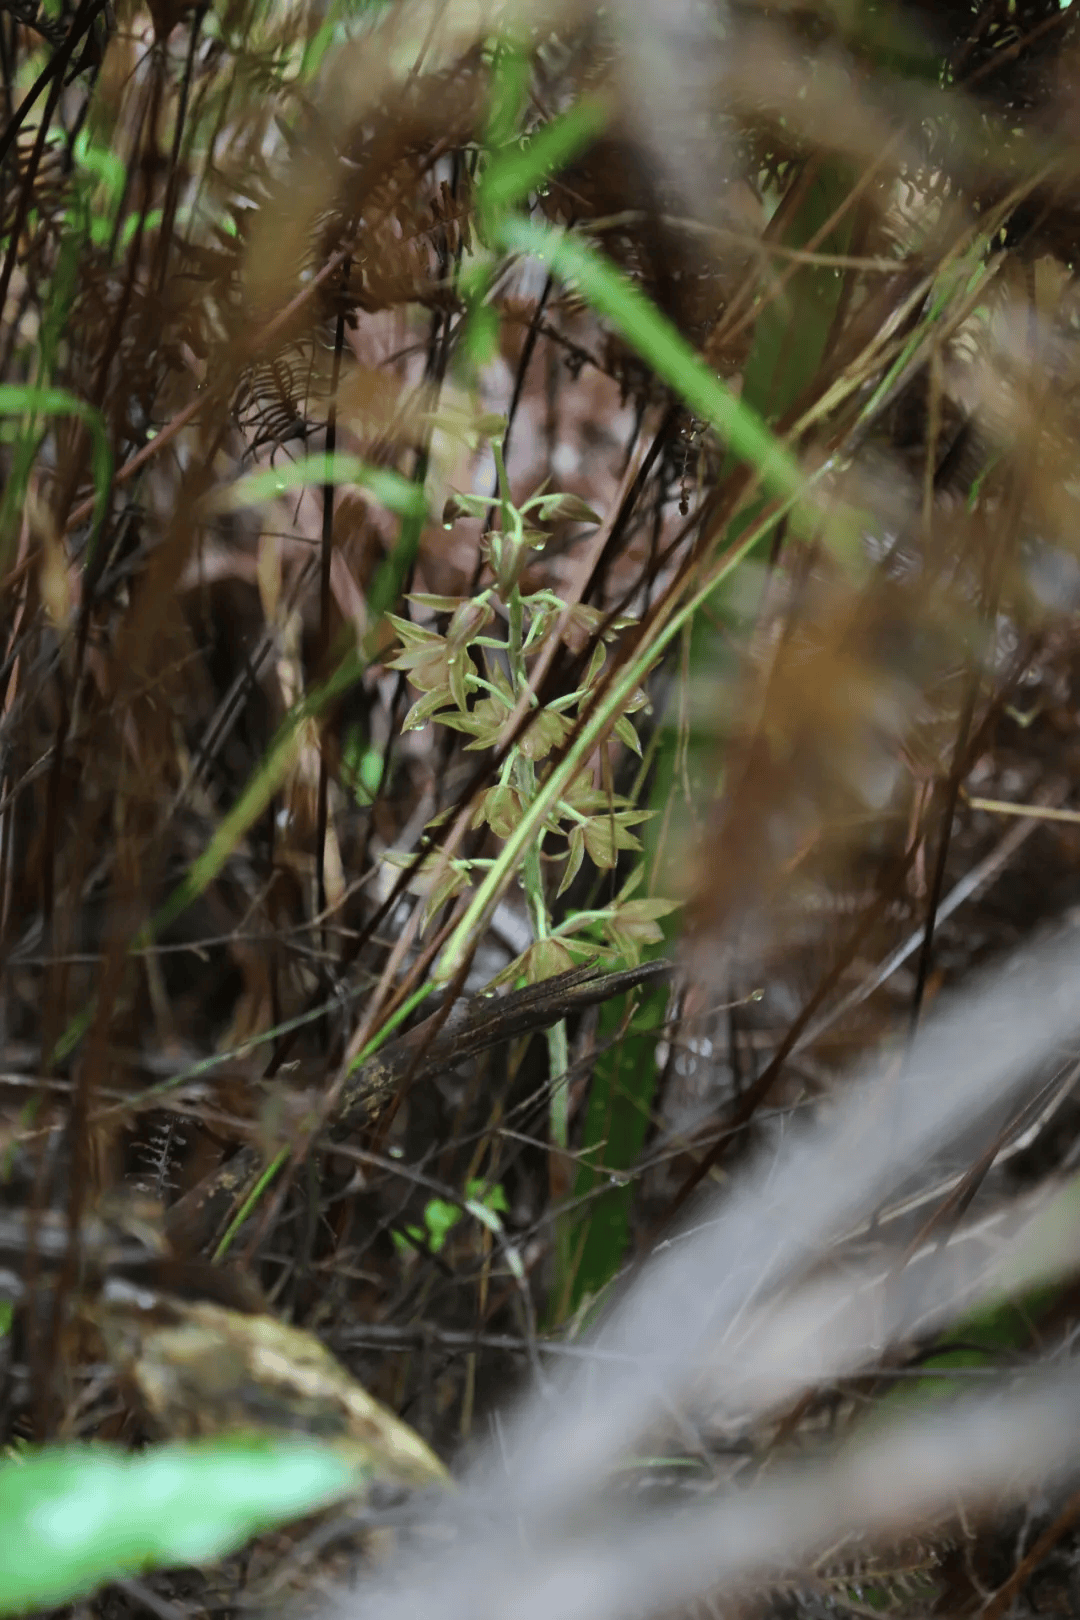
{"left": 332, "top": 923, "right": 1080, "bottom": 1620}
{"left": 612, "top": 0, "right": 734, "bottom": 228}
{"left": 361, "top": 1372, "right": 1080, "bottom": 1620}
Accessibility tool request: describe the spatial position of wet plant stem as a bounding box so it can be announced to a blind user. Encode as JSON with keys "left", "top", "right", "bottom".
{"left": 494, "top": 439, "right": 572, "bottom": 1181}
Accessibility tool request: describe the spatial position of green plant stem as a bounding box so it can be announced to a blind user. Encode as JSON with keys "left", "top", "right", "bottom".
{"left": 511, "top": 746, "right": 570, "bottom": 1148}
{"left": 493, "top": 434, "right": 513, "bottom": 534}
{"left": 213, "top": 1147, "right": 288, "bottom": 1262}
{"left": 506, "top": 552, "right": 572, "bottom": 1141}
{"left": 496, "top": 482, "right": 575, "bottom": 1292}
{"left": 434, "top": 487, "right": 798, "bottom": 987}
{"left": 493, "top": 466, "right": 574, "bottom": 1184}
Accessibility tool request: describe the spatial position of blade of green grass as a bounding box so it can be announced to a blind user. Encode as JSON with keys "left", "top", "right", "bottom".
{"left": 503, "top": 183, "right": 856, "bottom": 1311}
{"left": 50, "top": 439, "right": 427, "bottom": 1065}
{"left": 432, "top": 484, "right": 805, "bottom": 987}
{"left": 435, "top": 210, "right": 857, "bottom": 983}
{"left": 495, "top": 216, "right": 816, "bottom": 523}
{"left": 146, "top": 642, "right": 366, "bottom": 941}
{"left": 478, "top": 93, "right": 609, "bottom": 224}
{"left": 211, "top": 451, "right": 427, "bottom": 518}
{"left": 0, "top": 383, "right": 112, "bottom": 565}
{"left": 0, "top": 1437, "right": 363, "bottom": 1614}
{"left": 565, "top": 974, "right": 668, "bottom": 1312}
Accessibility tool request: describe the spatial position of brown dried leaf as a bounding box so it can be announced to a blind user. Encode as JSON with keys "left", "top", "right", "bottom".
{"left": 93, "top": 1292, "right": 450, "bottom": 1493}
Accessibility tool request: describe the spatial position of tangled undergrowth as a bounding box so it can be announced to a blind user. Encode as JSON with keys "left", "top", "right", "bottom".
{"left": 7, "top": 0, "right": 1080, "bottom": 1614}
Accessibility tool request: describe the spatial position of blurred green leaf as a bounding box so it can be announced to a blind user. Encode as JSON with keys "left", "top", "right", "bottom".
{"left": 872, "top": 1283, "right": 1063, "bottom": 1417}
{"left": 214, "top": 453, "right": 427, "bottom": 518}
{"left": 496, "top": 218, "right": 805, "bottom": 509}
{"left": 148, "top": 643, "right": 368, "bottom": 941}
{"left": 0, "top": 383, "right": 112, "bottom": 561}
{"left": 0, "top": 1437, "right": 364, "bottom": 1614}
{"left": 568, "top": 978, "right": 670, "bottom": 1311}
{"left": 480, "top": 94, "right": 608, "bottom": 222}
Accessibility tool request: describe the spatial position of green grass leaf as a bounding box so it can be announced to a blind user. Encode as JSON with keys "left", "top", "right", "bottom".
{"left": 213, "top": 452, "right": 427, "bottom": 518}
{"left": 479, "top": 95, "right": 608, "bottom": 221}
{"left": 0, "top": 1437, "right": 363, "bottom": 1614}
{"left": 0, "top": 383, "right": 112, "bottom": 558}
{"left": 496, "top": 218, "right": 805, "bottom": 506}
{"left": 148, "top": 642, "right": 367, "bottom": 940}
{"left": 566, "top": 974, "right": 669, "bottom": 1311}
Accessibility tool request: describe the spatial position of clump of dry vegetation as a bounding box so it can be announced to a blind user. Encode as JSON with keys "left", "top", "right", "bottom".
{"left": 7, "top": 0, "right": 1080, "bottom": 1614}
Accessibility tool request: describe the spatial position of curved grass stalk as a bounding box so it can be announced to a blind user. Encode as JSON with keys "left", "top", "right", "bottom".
{"left": 433, "top": 479, "right": 810, "bottom": 986}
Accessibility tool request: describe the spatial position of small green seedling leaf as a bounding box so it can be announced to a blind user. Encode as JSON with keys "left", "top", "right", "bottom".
{"left": 393, "top": 1180, "right": 509, "bottom": 1255}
